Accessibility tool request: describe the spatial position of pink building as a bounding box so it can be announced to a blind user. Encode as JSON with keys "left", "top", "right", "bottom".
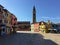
{"left": 11, "top": 15, "right": 17, "bottom": 25}
{"left": 34, "top": 23, "right": 39, "bottom": 32}
{"left": 11, "top": 14, "right": 17, "bottom": 33}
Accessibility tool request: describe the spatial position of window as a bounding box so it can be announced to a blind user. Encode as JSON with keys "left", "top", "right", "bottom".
{"left": 0, "top": 8, "right": 1, "bottom": 12}
{"left": 14, "top": 18, "right": 17, "bottom": 21}
{"left": 5, "top": 13, "right": 8, "bottom": 17}
{"left": 0, "top": 19, "right": 2, "bottom": 23}
{"left": 15, "top": 18, "right": 17, "bottom": 20}
{"left": 14, "top": 23, "right": 16, "bottom": 26}
{"left": 9, "top": 21, "right": 11, "bottom": 24}
{"left": 2, "top": 19, "right": 4, "bottom": 23}
{"left": 6, "top": 14, "right": 8, "bottom": 17}
{"left": 3, "top": 28, "right": 5, "bottom": 32}
{"left": 5, "top": 20, "right": 8, "bottom": 24}
{"left": 3, "top": 13, "right": 6, "bottom": 17}
{"left": 10, "top": 16, "right": 12, "bottom": 18}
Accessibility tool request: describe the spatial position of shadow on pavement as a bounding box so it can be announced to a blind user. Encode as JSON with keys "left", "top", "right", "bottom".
{"left": 0, "top": 33, "right": 58, "bottom": 45}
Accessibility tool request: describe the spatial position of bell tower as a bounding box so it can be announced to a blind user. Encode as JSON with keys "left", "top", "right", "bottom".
{"left": 32, "top": 6, "right": 36, "bottom": 23}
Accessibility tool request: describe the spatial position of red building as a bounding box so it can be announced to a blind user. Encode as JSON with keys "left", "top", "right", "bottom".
{"left": 17, "top": 21, "right": 30, "bottom": 31}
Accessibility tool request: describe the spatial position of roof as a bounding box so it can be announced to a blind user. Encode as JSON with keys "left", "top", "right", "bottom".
{"left": 31, "top": 22, "right": 39, "bottom": 24}
{"left": 0, "top": 5, "right": 4, "bottom": 8}
{"left": 17, "top": 21, "right": 30, "bottom": 24}
{"left": 39, "top": 21, "right": 47, "bottom": 25}
{"left": 3, "top": 9, "right": 8, "bottom": 12}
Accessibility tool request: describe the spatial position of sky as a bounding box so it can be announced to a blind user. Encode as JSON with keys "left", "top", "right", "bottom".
{"left": 0, "top": 0, "right": 60, "bottom": 23}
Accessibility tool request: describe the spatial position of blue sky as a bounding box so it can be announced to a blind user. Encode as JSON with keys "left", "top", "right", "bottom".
{"left": 0, "top": 0, "right": 60, "bottom": 23}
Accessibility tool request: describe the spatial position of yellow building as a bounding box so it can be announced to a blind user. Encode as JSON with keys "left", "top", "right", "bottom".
{"left": 39, "top": 21, "right": 48, "bottom": 33}
{"left": 3, "top": 9, "right": 12, "bottom": 34}
{"left": 6, "top": 11, "right": 12, "bottom": 34}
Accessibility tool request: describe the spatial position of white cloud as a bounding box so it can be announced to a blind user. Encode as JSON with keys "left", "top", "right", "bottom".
{"left": 41, "top": 16, "right": 60, "bottom": 20}
{"left": 41, "top": 16, "right": 50, "bottom": 18}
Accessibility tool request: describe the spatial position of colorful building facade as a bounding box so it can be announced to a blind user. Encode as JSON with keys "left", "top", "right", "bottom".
{"left": 0, "top": 5, "right": 6, "bottom": 36}
{"left": 0, "top": 5, "right": 17, "bottom": 35}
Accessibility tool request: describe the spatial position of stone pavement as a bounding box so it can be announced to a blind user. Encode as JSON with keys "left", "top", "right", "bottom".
{"left": 0, "top": 32, "right": 58, "bottom": 45}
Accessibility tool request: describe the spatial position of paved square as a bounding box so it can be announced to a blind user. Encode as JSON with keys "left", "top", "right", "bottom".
{"left": 0, "top": 31, "right": 59, "bottom": 45}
